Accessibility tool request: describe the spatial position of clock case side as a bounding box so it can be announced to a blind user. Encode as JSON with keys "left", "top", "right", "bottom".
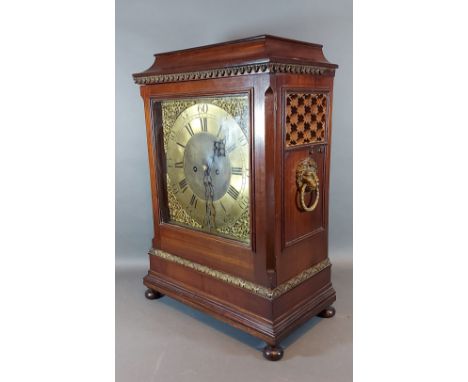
{"left": 267, "top": 71, "right": 337, "bottom": 321}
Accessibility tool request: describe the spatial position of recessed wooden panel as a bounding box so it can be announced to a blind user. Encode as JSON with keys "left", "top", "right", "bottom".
{"left": 284, "top": 147, "right": 326, "bottom": 245}
{"left": 159, "top": 223, "right": 255, "bottom": 282}
{"left": 277, "top": 230, "right": 326, "bottom": 284}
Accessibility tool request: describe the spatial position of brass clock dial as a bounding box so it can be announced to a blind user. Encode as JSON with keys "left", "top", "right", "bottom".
{"left": 164, "top": 98, "right": 250, "bottom": 242}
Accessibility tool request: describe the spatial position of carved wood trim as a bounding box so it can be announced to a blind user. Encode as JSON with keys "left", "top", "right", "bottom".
{"left": 133, "top": 63, "right": 335, "bottom": 85}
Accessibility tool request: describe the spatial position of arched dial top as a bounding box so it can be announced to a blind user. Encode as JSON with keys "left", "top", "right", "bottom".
{"left": 166, "top": 102, "right": 249, "bottom": 239}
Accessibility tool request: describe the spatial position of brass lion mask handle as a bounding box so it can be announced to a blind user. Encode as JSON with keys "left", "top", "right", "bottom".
{"left": 296, "top": 158, "right": 320, "bottom": 212}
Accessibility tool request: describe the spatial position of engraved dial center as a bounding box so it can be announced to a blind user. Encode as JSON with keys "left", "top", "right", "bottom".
{"left": 184, "top": 132, "right": 232, "bottom": 201}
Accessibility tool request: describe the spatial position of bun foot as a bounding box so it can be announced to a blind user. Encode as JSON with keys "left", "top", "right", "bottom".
{"left": 145, "top": 288, "right": 164, "bottom": 300}
{"left": 318, "top": 306, "right": 336, "bottom": 318}
{"left": 262, "top": 345, "right": 284, "bottom": 361}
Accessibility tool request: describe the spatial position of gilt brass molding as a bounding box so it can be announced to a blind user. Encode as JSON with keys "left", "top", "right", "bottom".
{"left": 134, "top": 63, "right": 334, "bottom": 85}
{"left": 149, "top": 248, "right": 331, "bottom": 300}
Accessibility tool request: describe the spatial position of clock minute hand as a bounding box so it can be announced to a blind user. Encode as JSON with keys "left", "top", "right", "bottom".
{"left": 203, "top": 153, "right": 216, "bottom": 230}
{"left": 203, "top": 137, "right": 226, "bottom": 230}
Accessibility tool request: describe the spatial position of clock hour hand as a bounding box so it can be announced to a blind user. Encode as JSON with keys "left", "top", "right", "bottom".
{"left": 213, "top": 137, "right": 226, "bottom": 157}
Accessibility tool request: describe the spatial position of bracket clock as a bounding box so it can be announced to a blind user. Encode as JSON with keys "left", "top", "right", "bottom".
{"left": 133, "top": 35, "right": 338, "bottom": 361}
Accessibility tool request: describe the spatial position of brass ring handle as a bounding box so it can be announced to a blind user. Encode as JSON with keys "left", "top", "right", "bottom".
{"left": 300, "top": 172, "right": 320, "bottom": 212}
{"left": 296, "top": 158, "right": 320, "bottom": 212}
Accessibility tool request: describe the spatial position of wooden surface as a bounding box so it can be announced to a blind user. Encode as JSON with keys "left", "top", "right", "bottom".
{"left": 136, "top": 35, "right": 337, "bottom": 352}
{"left": 133, "top": 35, "right": 338, "bottom": 80}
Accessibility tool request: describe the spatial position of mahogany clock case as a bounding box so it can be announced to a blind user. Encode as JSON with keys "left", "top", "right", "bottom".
{"left": 133, "top": 35, "right": 338, "bottom": 360}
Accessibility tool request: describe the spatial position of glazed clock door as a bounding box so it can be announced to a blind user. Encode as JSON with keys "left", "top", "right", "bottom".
{"left": 153, "top": 94, "right": 250, "bottom": 244}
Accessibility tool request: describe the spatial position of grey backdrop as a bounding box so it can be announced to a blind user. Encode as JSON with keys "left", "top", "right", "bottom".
{"left": 116, "top": 0, "right": 352, "bottom": 265}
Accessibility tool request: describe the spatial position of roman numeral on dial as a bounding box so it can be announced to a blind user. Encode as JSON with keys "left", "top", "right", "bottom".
{"left": 189, "top": 194, "right": 198, "bottom": 208}
{"left": 239, "top": 197, "right": 249, "bottom": 209}
{"left": 231, "top": 167, "right": 243, "bottom": 175}
{"left": 184, "top": 123, "right": 194, "bottom": 136}
{"left": 179, "top": 178, "right": 188, "bottom": 191}
{"left": 200, "top": 117, "right": 208, "bottom": 132}
{"left": 220, "top": 201, "right": 227, "bottom": 212}
{"left": 175, "top": 161, "right": 184, "bottom": 168}
{"left": 227, "top": 185, "right": 240, "bottom": 200}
